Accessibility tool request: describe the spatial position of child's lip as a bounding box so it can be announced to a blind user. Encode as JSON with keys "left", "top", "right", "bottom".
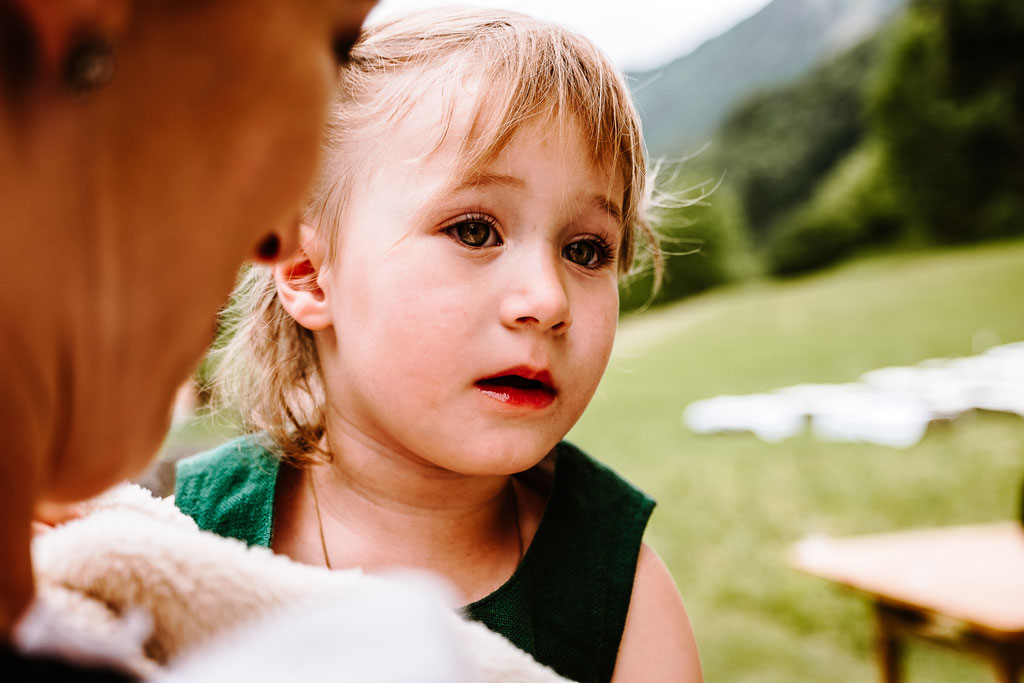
{"left": 475, "top": 366, "right": 556, "bottom": 392}
{"left": 474, "top": 366, "right": 557, "bottom": 408}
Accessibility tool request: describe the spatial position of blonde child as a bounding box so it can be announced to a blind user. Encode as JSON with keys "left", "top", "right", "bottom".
{"left": 175, "top": 8, "right": 702, "bottom": 682}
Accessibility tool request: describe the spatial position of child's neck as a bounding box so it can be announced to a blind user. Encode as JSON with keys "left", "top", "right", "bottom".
{"left": 273, "top": 430, "right": 544, "bottom": 603}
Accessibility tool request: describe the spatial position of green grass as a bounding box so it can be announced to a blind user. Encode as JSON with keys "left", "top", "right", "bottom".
{"left": 569, "top": 238, "right": 1024, "bottom": 681}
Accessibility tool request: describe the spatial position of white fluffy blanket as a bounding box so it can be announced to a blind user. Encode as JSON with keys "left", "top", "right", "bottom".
{"left": 29, "top": 484, "right": 568, "bottom": 682}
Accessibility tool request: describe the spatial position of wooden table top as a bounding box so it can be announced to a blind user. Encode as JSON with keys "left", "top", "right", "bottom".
{"left": 789, "top": 522, "right": 1024, "bottom": 637}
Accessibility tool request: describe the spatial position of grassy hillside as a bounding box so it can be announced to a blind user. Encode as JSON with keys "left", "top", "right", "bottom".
{"left": 571, "top": 240, "right": 1024, "bottom": 681}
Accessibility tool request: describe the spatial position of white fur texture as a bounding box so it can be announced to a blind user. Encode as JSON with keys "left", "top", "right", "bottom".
{"left": 31, "top": 484, "right": 568, "bottom": 682}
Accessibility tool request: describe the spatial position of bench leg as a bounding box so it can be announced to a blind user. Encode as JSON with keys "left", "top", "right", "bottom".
{"left": 993, "top": 654, "right": 1020, "bottom": 683}
{"left": 875, "top": 604, "right": 904, "bottom": 683}
{"left": 878, "top": 632, "right": 904, "bottom": 683}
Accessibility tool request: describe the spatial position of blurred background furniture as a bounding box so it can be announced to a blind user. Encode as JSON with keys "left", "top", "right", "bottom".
{"left": 790, "top": 522, "right": 1024, "bottom": 682}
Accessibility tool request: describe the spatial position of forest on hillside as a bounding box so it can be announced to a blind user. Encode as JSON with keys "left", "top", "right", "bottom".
{"left": 622, "top": 0, "right": 1024, "bottom": 311}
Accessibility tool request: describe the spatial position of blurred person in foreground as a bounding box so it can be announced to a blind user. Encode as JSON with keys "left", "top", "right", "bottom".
{"left": 0, "top": 1, "right": 558, "bottom": 680}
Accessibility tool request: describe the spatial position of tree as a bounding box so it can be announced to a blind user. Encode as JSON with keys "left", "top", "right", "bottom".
{"left": 714, "top": 36, "right": 884, "bottom": 241}
{"left": 872, "top": 0, "right": 1024, "bottom": 242}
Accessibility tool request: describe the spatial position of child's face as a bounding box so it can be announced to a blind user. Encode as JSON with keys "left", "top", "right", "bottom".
{"left": 316, "top": 115, "right": 622, "bottom": 475}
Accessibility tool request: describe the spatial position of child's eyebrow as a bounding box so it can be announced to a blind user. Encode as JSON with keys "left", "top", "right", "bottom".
{"left": 592, "top": 195, "right": 623, "bottom": 223}
{"left": 451, "top": 172, "right": 527, "bottom": 193}
{"left": 450, "top": 172, "right": 623, "bottom": 223}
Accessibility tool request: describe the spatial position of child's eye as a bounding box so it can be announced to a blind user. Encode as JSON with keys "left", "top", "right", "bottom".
{"left": 564, "top": 236, "right": 614, "bottom": 269}
{"left": 443, "top": 215, "right": 502, "bottom": 248}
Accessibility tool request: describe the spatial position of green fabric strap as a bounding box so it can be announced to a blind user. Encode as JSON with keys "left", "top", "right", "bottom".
{"left": 175, "top": 437, "right": 279, "bottom": 548}
{"left": 175, "top": 439, "right": 654, "bottom": 683}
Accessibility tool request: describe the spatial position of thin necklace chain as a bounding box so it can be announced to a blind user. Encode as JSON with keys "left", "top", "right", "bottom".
{"left": 308, "top": 468, "right": 333, "bottom": 569}
{"left": 308, "top": 468, "right": 524, "bottom": 571}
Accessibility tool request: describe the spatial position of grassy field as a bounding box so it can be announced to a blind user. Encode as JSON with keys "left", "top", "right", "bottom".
{"left": 569, "top": 238, "right": 1024, "bottom": 682}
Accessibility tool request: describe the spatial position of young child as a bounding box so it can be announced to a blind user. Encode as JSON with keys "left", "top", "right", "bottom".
{"left": 175, "top": 8, "right": 702, "bottom": 682}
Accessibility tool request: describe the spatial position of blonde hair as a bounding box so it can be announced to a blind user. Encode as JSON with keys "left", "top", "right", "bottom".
{"left": 212, "top": 6, "right": 660, "bottom": 464}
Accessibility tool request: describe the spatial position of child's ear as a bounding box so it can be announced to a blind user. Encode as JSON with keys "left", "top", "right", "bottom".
{"left": 274, "top": 226, "right": 332, "bottom": 332}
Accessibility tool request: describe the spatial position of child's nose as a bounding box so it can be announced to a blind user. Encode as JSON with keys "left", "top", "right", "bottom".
{"left": 499, "top": 254, "right": 572, "bottom": 334}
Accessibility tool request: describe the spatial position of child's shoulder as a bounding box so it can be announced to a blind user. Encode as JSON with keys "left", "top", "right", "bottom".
{"left": 174, "top": 435, "right": 280, "bottom": 547}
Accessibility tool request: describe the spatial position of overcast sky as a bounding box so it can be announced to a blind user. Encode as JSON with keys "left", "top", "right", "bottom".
{"left": 369, "top": 0, "right": 774, "bottom": 72}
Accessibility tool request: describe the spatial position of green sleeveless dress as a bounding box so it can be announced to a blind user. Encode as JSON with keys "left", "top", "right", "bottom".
{"left": 175, "top": 438, "right": 654, "bottom": 682}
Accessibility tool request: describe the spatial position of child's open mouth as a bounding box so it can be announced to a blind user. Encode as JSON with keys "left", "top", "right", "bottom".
{"left": 475, "top": 371, "right": 556, "bottom": 409}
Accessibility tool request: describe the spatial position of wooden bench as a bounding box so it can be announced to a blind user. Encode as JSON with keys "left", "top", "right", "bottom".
{"left": 789, "top": 522, "right": 1024, "bottom": 682}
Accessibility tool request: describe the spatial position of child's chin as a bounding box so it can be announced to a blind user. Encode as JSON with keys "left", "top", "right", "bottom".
{"left": 440, "top": 441, "right": 557, "bottom": 477}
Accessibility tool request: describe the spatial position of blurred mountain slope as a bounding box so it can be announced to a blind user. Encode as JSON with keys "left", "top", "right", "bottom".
{"left": 631, "top": 0, "right": 907, "bottom": 157}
